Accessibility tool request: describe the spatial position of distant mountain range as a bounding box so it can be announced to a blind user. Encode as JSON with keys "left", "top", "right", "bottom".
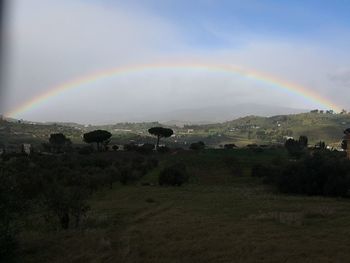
{"left": 143, "top": 104, "right": 309, "bottom": 126}
{"left": 3, "top": 104, "right": 309, "bottom": 126}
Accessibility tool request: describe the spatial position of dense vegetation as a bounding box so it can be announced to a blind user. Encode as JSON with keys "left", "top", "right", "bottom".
{"left": 2, "top": 112, "right": 350, "bottom": 150}
{"left": 2, "top": 113, "right": 350, "bottom": 262}
{"left": 2, "top": 145, "right": 350, "bottom": 262}
{"left": 0, "top": 150, "right": 160, "bottom": 261}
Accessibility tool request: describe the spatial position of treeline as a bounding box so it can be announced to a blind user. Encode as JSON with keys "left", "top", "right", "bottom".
{"left": 252, "top": 137, "right": 350, "bottom": 197}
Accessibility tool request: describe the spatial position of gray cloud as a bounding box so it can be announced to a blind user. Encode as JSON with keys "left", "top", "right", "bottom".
{"left": 3, "top": 0, "right": 350, "bottom": 123}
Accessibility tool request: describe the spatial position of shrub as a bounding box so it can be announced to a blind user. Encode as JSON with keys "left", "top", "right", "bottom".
{"left": 159, "top": 164, "right": 189, "bottom": 186}
{"left": 147, "top": 158, "right": 159, "bottom": 169}
{"left": 41, "top": 169, "right": 91, "bottom": 229}
{"left": 0, "top": 160, "right": 33, "bottom": 261}
{"left": 136, "top": 143, "right": 154, "bottom": 154}
{"left": 284, "top": 139, "right": 306, "bottom": 158}
{"left": 93, "top": 158, "right": 111, "bottom": 169}
{"left": 120, "top": 167, "right": 142, "bottom": 185}
{"left": 123, "top": 143, "right": 138, "bottom": 152}
{"left": 276, "top": 152, "right": 350, "bottom": 197}
{"left": 251, "top": 164, "right": 269, "bottom": 178}
{"left": 224, "top": 143, "right": 237, "bottom": 149}
{"left": 157, "top": 146, "right": 170, "bottom": 153}
{"left": 0, "top": 231, "right": 17, "bottom": 262}
{"left": 0, "top": 172, "right": 21, "bottom": 261}
{"left": 78, "top": 146, "right": 93, "bottom": 155}
{"left": 252, "top": 147, "right": 264, "bottom": 153}
{"left": 223, "top": 156, "right": 243, "bottom": 176}
{"left": 251, "top": 164, "right": 279, "bottom": 184}
{"left": 112, "top": 145, "right": 119, "bottom": 151}
{"left": 190, "top": 141, "right": 205, "bottom": 150}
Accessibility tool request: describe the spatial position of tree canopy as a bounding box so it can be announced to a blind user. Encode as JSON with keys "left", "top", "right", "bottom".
{"left": 148, "top": 127, "right": 173, "bottom": 149}
{"left": 49, "top": 133, "right": 71, "bottom": 152}
{"left": 83, "top": 130, "right": 112, "bottom": 151}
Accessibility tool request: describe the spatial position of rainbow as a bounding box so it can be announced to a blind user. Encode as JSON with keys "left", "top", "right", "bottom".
{"left": 5, "top": 62, "right": 341, "bottom": 118}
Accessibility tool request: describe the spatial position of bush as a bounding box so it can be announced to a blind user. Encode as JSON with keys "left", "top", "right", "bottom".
{"left": 41, "top": 169, "right": 91, "bottom": 229}
{"left": 251, "top": 164, "right": 268, "bottom": 178}
{"left": 78, "top": 146, "right": 93, "bottom": 155}
{"left": 136, "top": 143, "right": 154, "bottom": 154}
{"left": 251, "top": 163, "right": 279, "bottom": 184}
{"left": 120, "top": 167, "right": 142, "bottom": 185}
{"left": 123, "top": 143, "right": 138, "bottom": 151}
{"left": 0, "top": 231, "right": 17, "bottom": 262}
{"left": 275, "top": 152, "right": 350, "bottom": 197}
{"left": 223, "top": 156, "right": 243, "bottom": 176}
{"left": 284, "top": 139, "right": 306, "bottom": 158}
{"left": 157, "top": 146, "right": 170, "bottom": 153}
{"left": 190, "top": 141, "right": 205, "bottom": 150}
{"left": 252, "top": 147, "right": 264, "bottom": 153}
{"left": 147, "top": 158, "right": 159, "bottom": 169}
{"left": 224, "top": 143, "right": 237, "bottom": 149}
{"left": 93, "top": 158, "right": 111, "bottom": 169}
{"left": 0, "top": 161, "right": 30, "bottom": 261}
{"left": 159, "top": 164, "right": 189, "bottom": 186}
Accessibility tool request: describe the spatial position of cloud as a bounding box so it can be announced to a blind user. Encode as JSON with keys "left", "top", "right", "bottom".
{"left": 2, "top": 0, "right": 184, "bottom": 113}
{"left": 329, "top": 68, "right": 350, "bottom": 87}
{"left": 3, "top": 0, "right": 350, "bottom": 123}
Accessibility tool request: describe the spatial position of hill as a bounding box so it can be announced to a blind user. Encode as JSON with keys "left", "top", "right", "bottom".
{"left": 1, "top": 112, "right": 349, "bottom": 148}
{"left": 9, "top": 148, "right": 350, "bottom": 263}
{"left": 139, "top": 104, "right": 307, "bottom": 123}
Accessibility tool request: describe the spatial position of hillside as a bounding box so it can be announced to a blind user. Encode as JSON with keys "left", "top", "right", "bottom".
{"left": 1, "top": 112, "right": 349, "bottom": 148}
{"left": 10, "top": 149, "right": 350, "bottom": 263}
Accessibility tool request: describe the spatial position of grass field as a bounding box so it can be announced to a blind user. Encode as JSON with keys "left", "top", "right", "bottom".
{"left": 18, "top": 149, "right": 350, "bottom": 263}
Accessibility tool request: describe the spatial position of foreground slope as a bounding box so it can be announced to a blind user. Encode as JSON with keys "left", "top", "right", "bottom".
{"left": 20, "top": 149, "right": 350, "bottom": 263}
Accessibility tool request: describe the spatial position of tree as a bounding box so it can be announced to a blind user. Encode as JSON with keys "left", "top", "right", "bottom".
{"left": 148, "top": 127, "right": 173, "bottom": 149}
{"left": 284, "top": 138, "right": 304, "bottom": 158}
{"left": 49, "top": 133, "right": 71, "bottom": 153}
{"left": 298, "top": 135, "right": 308, "bottom": 148}
{"left": 83, "top": 130, "right": 112, "bottom": 151}
{"left": 316, "top": 141, "right": 326, "bottom": 150}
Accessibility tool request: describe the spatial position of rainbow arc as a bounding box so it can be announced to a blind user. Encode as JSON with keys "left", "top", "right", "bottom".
{"left": 5, "top": 62, "right": 341, "bottom": 118}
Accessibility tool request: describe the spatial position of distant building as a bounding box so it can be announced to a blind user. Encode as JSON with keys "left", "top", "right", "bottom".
{"left": 114, "top": 129, "right": 132, "bottom": 132}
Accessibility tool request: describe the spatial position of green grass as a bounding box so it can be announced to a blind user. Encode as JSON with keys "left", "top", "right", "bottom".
{"left": 18, "top": 149, "right": 350, "bottom": 262}
{"left": 20, "top": 185, "right": 350, "bottom": 262}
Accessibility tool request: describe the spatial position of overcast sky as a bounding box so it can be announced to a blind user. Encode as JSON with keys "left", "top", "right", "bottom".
{"left": 2, "top": 0, "right": 350, "bottom": 123}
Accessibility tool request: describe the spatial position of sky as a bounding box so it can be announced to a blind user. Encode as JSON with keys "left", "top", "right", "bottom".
{"left": 2, "top": 0, "right": 350, "bottom": 123}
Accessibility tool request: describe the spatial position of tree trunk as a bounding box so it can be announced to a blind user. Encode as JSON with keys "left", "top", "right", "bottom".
{"left": 156, "top": 135, "right": 160, "bottom": 150}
